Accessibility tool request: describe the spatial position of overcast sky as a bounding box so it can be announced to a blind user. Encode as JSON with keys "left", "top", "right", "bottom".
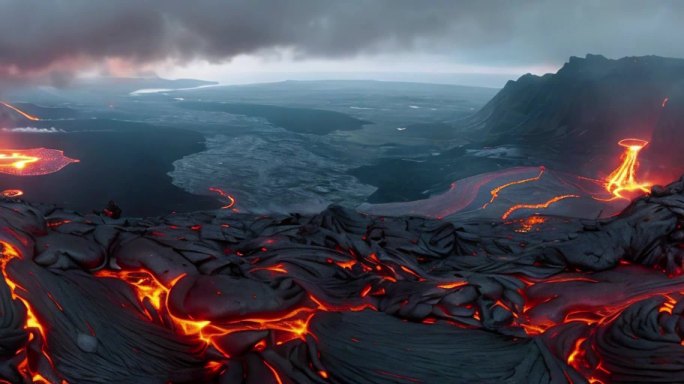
{"left": 0, "top": 0, "right": 682, "bottom": 87}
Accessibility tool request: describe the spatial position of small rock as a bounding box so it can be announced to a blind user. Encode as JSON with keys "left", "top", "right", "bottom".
{"left": 76, "top": 333, "right": 98, "bottom": 353}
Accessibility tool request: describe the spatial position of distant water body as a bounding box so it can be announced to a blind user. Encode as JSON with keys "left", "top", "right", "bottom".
{"left": 0, "top": 119, "right": 219, "bottom": 216}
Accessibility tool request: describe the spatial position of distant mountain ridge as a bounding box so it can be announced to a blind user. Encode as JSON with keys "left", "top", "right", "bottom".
{"left": 463, "top": 54, "right": 684, "bottom": 180}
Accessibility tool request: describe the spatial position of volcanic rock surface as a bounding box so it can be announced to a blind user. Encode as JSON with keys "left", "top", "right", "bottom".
{"left": 1, "top": 174, "right": 684, "bottom": 383}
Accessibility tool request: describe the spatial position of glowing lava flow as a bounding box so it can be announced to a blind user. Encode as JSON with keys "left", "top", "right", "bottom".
{"left": 0, "top": 241, "right": 60, "bottom": 383}
{"left": 208, "top": 187, "right": 236, "bottom": 209}
{"left": 483, "top": 166, "right": 545, "bottom": 209}
{"left": 602, "top": 138, "right": 652, "bottom": 200}
{"left": 0, "top": 152, "right": 39, "bottom": 170}
{"left": 501, "top": 194, "right": 579, "bottom": 220}
{"left": 0, "top": 148, "right": 78, "bottom": 176}
{"left": 93, "top": 268, "right": 373, "bottom": 360}
{"left": 0, "top": 102, "right": 40, "bottom": 121}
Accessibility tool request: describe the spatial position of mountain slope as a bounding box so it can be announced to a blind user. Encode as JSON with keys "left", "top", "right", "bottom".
{"left": 463, "top": 54, "right": 684, "bottom": 180}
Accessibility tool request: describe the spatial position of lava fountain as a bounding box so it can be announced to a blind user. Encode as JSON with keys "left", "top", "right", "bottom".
{"left": 603, "top": 138, "right": 651, "bottom": 200}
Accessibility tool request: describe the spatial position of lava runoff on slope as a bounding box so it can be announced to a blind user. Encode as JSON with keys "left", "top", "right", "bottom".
{"left": 363, "top": 138, "right": 657, "bottom": 224}
{"left": 0, "top": 102, "right": 40, "bottom": 122}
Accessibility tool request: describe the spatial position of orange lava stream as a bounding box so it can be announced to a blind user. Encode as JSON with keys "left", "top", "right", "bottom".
{"left": 501, "top": 194, "right": 579, "bottom": 220}
{"left": 0, "top": 241, "right": 61, "bottom": 383}
{"left": 0, "top": 102, "right": 40, "bottom": 121}
{"left": 602, "top": 138, "right": 652, "bottom": 200}
{"left": 483, "top": 166, "right": 545, "bottom": 209}
{"left": 208, "top": 187, "right": 236, "bottom": 209}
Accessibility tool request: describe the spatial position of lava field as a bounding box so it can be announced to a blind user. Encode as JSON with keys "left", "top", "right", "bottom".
{"left": 1, "top": 174, "right": 684, "bottom": 383}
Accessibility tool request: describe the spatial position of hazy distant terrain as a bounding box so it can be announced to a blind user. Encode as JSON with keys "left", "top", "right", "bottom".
{"left": 0, "top": 79, "right": 498, "bottom": 215}
{"left": 3, "top": 55, "right": 682, "bottom": 216}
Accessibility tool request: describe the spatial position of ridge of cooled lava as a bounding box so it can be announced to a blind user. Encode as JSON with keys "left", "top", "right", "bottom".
{"left": 1, "top": 174, "right": 684, "bottom": 383}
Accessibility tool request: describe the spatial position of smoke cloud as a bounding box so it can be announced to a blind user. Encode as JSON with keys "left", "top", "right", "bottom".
{"left": 0, "top": 0, "right": 682, "bottom": 85}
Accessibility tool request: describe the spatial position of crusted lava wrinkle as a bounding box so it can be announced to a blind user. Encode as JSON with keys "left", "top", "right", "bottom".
{"left": 1, "top": 175, "right": 684, "bottom": 382}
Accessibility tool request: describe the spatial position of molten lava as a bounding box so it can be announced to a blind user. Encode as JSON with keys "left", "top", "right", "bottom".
{"left": 0, "top": 148, "right": 78, "bottom": 176}
{"left": 0, "top": 102, "right": 40, "bottom": 121}
{"left": 0, "top": 241, "right": 56, "bottom": 383}
{"left": 603, "top": 138, "right": 652, "bottom": 200}
{"left": 208, "top": 187, "right": 236, "bottom": 209}
{"left": 501, "top": 194, "right": 579, "bottom": 220}
{"left": 483, "top": 167, "right": 545, "bottom": 209}
{"left": 515, "top": 215, "right": 547, "bottom": 233}
{"left": 1, "top": 189, "right": 23, "bottom": 197}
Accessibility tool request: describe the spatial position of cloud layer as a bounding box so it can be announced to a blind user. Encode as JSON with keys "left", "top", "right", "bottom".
{"left": 0, "top": 0, "right": 682, "bottom": 84}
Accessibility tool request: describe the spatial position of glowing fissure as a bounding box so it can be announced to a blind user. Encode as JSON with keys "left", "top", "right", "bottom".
{"left": 1, "top": 241, "right": 63, "bottom": 383}
{"left": 483, "top": 166, "right": 545, "bottom": 209}
{"left": 93, "top": 267, "right": 376, "bottom": 367}
{"left": 501, "top": 194, "right": 579, "bottom": 220}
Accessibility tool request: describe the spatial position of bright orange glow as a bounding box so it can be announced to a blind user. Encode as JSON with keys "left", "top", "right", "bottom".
{"left": 483, "top": 167, "right": 545, "bottom": 208}
{"left": 515, "top": 216, "right": 546, "bottom": 233}
{"left": 0, "top": 101, "right": 40, "bottom": 121}
{"left": 567, "top": 337, "right": 587, "bottom": 369}
{"left": 658, "top": 294, "right": 676, "bottom": 314}
{"left": 92, "top": 267, "right": 376, "bottom": 362}
{"left": 501, "top": 194, "right": 579, "bottom": 220}
{"left": 1, "top": 189, "right": 24, "bottom": 197}
{"left": 250, "top": 263, "right": 288, "bottom": 274}
{"left": 602, "top": 138, "right": 651, "bottom": 200}
{"left": 0, "top": 152, "right": 39, "bottom": 170}
{"left": 437, "top": 281, "right": 468, "bottom": 289}
{"left": 0, "top": 241, "right": 55, "bottom": 382}
{"left": 263, "top": 361, "right": 284, "bottom": 384}
{"left": 0, "top": 148, "right": 79, "bottom": 176}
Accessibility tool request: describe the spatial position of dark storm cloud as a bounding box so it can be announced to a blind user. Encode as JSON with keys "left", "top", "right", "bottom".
{"left": 0, "top": 0, "right": 682, "bottom": 83}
